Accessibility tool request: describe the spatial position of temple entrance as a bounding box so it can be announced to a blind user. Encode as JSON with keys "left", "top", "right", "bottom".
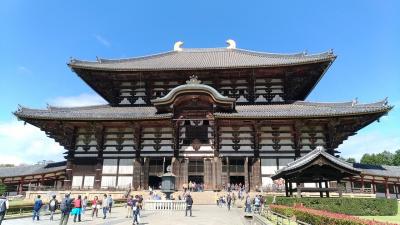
{"left": 148, "top": 176, "right": 162, "bottom": 190}
{"left": 188, "top": 175, "right": 204, "bottom": 184}
{"left": 230, "top": 176, "right": 245, "bottom": 186}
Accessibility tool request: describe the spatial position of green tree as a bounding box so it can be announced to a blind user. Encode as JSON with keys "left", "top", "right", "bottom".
{"left": 393, "top": 149, "right": 400, "bottom": 166}
{"left": 360, "top": 151, "right": 395, "bottom": 166}
{"left": 0, "top": 182, "right": 6, "bottom": 195}
{"left": 346, "top": 158, "right": 356, "bottom": 163}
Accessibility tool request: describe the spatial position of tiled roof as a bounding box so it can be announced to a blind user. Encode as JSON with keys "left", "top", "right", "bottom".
{"left": 353, "top": 163, "right": 400, "bottom": 178}
{"left": 274, "top": 147, "right": 360, "bottom": 177}
{"left": 15, "top": 105, "right": 173, "bottom": 120}
{"left": 68, "top": 47, "right": 336, "bottom": 71}
{"left": 214, "top": 100, "right": 391, "bottom": 118}
{"left": 14, "top": 100, "right": 391, "bottom": 121}
{"left": 0, "top": 161, "right": 66, "bottom": 178}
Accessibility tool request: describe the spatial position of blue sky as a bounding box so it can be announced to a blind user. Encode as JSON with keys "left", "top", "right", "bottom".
{"left": 0, "top": 0, "right": 399, "bottom": 164}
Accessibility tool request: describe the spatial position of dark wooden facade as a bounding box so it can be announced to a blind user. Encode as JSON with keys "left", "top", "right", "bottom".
{"left": 14, "top": 44, "right": 392, "bottom": 191}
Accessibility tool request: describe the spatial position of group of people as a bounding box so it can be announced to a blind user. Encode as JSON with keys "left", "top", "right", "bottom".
{"left": 125, "top": 195, "right": 143, "bottom": 225}
{"left": 216, "top": 191, "right": 265, "bottom": 214}
{"left": 28, "top": 193, "right": 114, "bottom": 224}
{"left": 182, "top": 181, "right": 204, "bottom": 192}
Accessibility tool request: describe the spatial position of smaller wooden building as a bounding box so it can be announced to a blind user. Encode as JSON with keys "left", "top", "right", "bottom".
{"left": 272, "top": 147, "right": 361, "bottom": 197}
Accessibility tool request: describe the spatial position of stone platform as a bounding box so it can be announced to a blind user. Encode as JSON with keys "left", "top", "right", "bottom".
{"left": 3, "top": 205, "right": 252, "bottom": 225}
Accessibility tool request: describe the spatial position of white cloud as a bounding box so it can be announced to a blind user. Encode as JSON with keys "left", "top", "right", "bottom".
{"left": 17, "top": 66, "right": 32, "bottom": 75}
{"left": 0, "top": 120, "right": 64, "bottom": 165}
{"left": 48, "top": 93, "right": 107, "bottom": 107}
{"left": 338, "top": 132, "right": 400, "bottom": 161}
{"left": 94, "top": 34, "right": 111, "bottom": 47}
{"left": 0, "top": 93, "right": 107, "bottom": 165}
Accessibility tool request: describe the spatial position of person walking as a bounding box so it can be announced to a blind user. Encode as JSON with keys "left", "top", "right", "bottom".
{"left": 132, "top": 197, "right": 140, "bottom": 225}
{"left": 32, "top": 195, "right": 43, "bottom": 221}
{"left": 81, "top": 196, "right": 88, "bottom": 220}
{"left": 91, "top": 196, "right": 99, "bottom": 219}
{"left": 185, "top": 194, "right": 193, "bottom": 217}
{"left": 226, "top": 193, "right": 232, "bottom": 211}
{"left": 101, "top": 194, "right": 109, "bottom": 219}
{"left": 0, "top": 194, "right": 9, "bottom": 225}
{"left": 71, "top": 195, "right": 82, "bottom": 222}
{"left": 126, "top": 195, "right": 133, "bottom": 218}
{"left": 107, "top": 194, "right": 113, "bottom": 213}
{"left": 59, "top": 193, "right": 73, "bottom": 225}
{"left": 48, "top": 195, "right": 58, "bottom": 221}
{"left": 244, "top": 195, "right": 251, "bottom": 213}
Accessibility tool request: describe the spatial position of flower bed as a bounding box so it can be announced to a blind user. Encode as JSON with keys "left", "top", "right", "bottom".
{"left": 269, "top": 204, "right": 399, "bottom": 225}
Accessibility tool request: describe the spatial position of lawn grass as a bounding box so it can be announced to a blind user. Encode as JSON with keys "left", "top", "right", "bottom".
{"left": 360, "top": 202, "right": 400, "bottom": 224}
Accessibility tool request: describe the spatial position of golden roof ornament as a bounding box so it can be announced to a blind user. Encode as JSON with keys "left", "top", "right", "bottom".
{"left": 186, "top": 75, "right": 202, "bottom": 84}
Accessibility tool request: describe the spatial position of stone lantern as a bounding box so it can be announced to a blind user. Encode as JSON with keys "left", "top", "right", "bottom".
{"left": 161, "top": 165, "right": 176, "bottom": 199}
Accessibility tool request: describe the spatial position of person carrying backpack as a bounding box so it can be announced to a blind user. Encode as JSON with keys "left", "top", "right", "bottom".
{"left": 0, "top": 194, "right": 9, "bottom": 225}
{"left": 32, "top": 195, "right": 43, "bottom": 221}
{"left": 185, "top": 194, "right": 193, "bottom": 217}
{"left": 48, "top": 195, "right": 58, "bottom": 221}
{"left": 59, "top": 193, "right": 73, "bottom": 225}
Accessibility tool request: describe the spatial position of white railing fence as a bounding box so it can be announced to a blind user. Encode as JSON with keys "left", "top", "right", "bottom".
{"left": 143, "top": 200, "right": 186, "bottom": 211}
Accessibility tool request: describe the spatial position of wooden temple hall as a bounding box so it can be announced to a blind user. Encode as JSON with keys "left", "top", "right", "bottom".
{"left": 13, "top": 40, "right": 392, "bottom": 192}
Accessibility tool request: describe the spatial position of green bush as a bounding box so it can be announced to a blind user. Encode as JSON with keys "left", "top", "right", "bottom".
{"left": 274, "top": 197, "right": 398, "bottom": 216}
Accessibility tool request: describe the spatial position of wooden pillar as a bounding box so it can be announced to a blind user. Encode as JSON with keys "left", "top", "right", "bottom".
{"left": 213, "top": 157, "right": 222, "bottom": 190}
{"left": 372, "top": 176, "right": 376, "bottom": 194}
{"left": 177, "top": 158, "right": 188, "bottom": 190}
{"left": 325, "top": 181, "right": 329, "bottom": 197}
{"left": 349, "top": 176, "right": 353, "bottom": 192}
{"left": 318, "top": 181, "right": 323, "bottom": 197}
{"left": 285, "top": 179, "right": 289, "bottom": 197}
{"left": 251, "top": 158, "right": 261, "bottom": 191}
{"left": 204, "top": 158, "right": 213, "bottom": 190}
{"left": 94, "top": 159, "right": 103, "bottom": 189}
{"left": 337, "top": 180, "right": 343, "bottom": 197}
{"left": 171, "top": 157, "right": 181, "bottom": 190}
{"left": 18, "top": 177, "right": 24, "bottom": 195}
{"left": 384, "top": 178, "right": 390, "bottom": 198}
{"left": 289, "top": 182, "right": 293, "bottom": 197}
{"left": 244, "top": 157, "right": 249, "bottom": 192}
{"left": 64, "top": 159, "right": 73, "bottom": 190}
{"left": 361, "top": 175, "right": 365, "bottom": 192}
{"left": 394, "top": 183, "right": 398, "bottom": 199}
{"left": 142, "top": 157, "right": 149, "bottom": 190}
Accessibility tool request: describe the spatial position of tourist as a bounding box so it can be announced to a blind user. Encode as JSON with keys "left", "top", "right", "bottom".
{"left": 32, "top": 195, "right": 43, "bottom": 221}
{"left": 81, "top": 196, "right": 88, "bottom": 220}
{"left": 126, "top": 195, "right": 133, "bottom": 218}
{"left": 215, "top": 193, "right": 219, "bottom": 206}
{"left": 102, "top": 194, "right": 109, "bottom": 219}
{"left": 244, "top": 195, "right": 251, "bottom": 213}
{"left": 107, "top": 194, "right": 113, "bottom": 213}
{"left": 260, "top": 195, "right": 265, "bottom": 213}
{"left": 232, "top": 192, "right": 237, "bottom": 207}
{"left": 48, "top": 195, "right": 58, "bottom": 221}
{"left": 254, "top": 195, "right": 261, "bottom": 214}
{"left": 59, "top": 193, "right": 73, "bottom": 225}
{"left": 0, "top": 194, "right": 9, "bottom": 225}
{"left": 226, "top": 193, "right": 232, "bottom": 211}
{"left": 91, "top": 196, "right": 100, "bottom": 219}
{"left": 182, "top": 183, "right": 187, "bottom": 192}
{"left": 185, "top": 194, "right": 193, "bottom": 217}
{"left": 132, "top": 196, "right": 140, "bottom": 225}
{"left": 71, "top": 195, "right": 82, "bottom": 222}
{"left": 188, "top": 181, "right": 193, "bottom": 192}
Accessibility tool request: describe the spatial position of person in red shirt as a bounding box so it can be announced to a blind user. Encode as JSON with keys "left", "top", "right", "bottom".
{"left": 91, "top": 196, "right": 99, "bottom": 219}
{"left": 71, "top": 195, "right": 82, "bottom": 222}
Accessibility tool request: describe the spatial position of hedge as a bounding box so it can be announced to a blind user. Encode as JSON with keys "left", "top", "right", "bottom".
{"left": 273, "top": 197, "right": 398, "bottom": 216}
{"left": 269, "top": 204, "right": 398, "bottom": 225}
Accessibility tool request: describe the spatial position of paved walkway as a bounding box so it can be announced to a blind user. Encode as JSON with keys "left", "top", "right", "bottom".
{"left": 3, "top": 205, "right": 253, "bottom": 225}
